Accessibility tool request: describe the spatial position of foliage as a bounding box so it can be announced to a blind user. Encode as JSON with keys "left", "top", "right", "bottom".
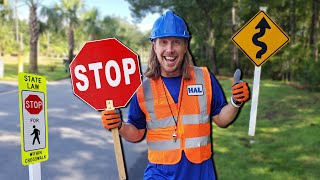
{"left": 80, "top": 7, "right": 100, "bottom": 41}
{"left": 41, "top": 0, "right": 85, "bottom": 64}
{"left": 125, "top": 0, "right": 320, "bottom": 90}
{"left": 0, "top": 0, "right": 148, "bottom": 62}
{"left": 295, "top": 57, "right": 320, "bottom": 90}
{"left": 0, "top": 6, "right": 21, "bottom": 55}
{"left": 1, "top": 0, "right": 319, "bottom": 89}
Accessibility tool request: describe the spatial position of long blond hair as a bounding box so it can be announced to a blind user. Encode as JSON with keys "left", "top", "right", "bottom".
{"left": 144, "top": 40, "right": 194, "bottom": 80}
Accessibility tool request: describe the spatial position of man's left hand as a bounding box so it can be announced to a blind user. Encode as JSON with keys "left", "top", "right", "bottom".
{"left": 232, "top": 81, "right": 249, "bottom": 103}
{"left": 231, "top": 69, "right": 250, "bottom": 108}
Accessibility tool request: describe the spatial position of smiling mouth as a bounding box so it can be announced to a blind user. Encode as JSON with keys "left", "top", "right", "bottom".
{"left": 164, "top": 56, "right": 177, "bottom": 62}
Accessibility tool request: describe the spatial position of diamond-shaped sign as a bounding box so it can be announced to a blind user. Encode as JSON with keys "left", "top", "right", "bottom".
{"left": 232, "top": 11, "right": 290, "bottom": 66}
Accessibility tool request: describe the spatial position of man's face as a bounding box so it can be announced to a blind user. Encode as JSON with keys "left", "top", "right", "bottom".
{"left": 153, "top": 37, "right": 187, "bottom": 77}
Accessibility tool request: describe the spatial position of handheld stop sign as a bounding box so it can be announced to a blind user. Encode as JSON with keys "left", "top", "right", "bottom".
{"left": 70, "top": 38, "right": 142, "bottom": 110}
{"left": 69, "top": 38, "right": 142, "bottom": 180}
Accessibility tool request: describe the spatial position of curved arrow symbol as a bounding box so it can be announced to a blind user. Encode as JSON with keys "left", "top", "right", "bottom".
{"left": 252, "top": 17, "right": 271, "bottom": 58}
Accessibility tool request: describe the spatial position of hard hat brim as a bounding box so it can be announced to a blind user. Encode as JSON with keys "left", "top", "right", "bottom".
{"left": 150, "top": 34, "right": 190, "bottom": 41}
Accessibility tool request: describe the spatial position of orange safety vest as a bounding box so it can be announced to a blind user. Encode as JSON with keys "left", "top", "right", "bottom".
{"left": 136, "top": 66, "right": 212, "bottom": 164}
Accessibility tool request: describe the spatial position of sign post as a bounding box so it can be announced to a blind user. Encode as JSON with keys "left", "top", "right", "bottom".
{"left": 18, "top": 72, "right": 49, "bottom": 180}
{"left": 69, "top": 38, "right": 142, "bottom": 180}
{"left": 0, "top": 58, "right": 3, "bottom": 78}
{"left": 232, "top": 10, "right": 289, "bottom": 139}
{"left": 249, "top": 66, "right": 261, "bottom": 137}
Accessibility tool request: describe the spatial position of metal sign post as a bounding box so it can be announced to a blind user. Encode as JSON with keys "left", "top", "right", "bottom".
{"left": 29, "top": 163, "right": 41, "bottom": 180}
{"left": 249, "top": 66, "right": 261, "bottom": 137}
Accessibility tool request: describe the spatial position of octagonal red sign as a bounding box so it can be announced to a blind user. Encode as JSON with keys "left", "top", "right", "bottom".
{"left": 25, "top": 94, "right": 43, "bottom": 114}
{"left": 69, "top": 38, "right": 142, "bottom": 110}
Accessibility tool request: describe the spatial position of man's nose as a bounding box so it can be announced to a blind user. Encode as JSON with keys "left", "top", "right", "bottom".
{"left": 165, "top": 43, "right": 174, "bottom": 53}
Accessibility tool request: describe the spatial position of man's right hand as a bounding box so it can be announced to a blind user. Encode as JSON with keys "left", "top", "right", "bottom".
{"left": 101, "top": 109, "right": 122, "bottom": 130}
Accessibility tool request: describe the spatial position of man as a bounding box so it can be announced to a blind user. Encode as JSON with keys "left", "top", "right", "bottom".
{"left": 101, "top": 10, "right": 249, "bottom": 180}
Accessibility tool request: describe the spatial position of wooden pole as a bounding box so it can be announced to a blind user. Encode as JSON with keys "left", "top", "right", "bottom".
{"left": 106, "top": 100, "right": 126, "bottom": 180}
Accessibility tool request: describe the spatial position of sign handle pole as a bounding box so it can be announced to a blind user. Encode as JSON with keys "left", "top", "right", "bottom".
{"left": 106, "top": 100, "right": 127, "bottom": 180}
{"left": 29, "top": 162, "right": 41, "bottom": 180}
{"left": 249, "top": 66, "right": 261, "bottom": 140}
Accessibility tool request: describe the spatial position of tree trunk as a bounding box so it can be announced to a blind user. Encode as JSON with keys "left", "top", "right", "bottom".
{"left": 289, "top": 0, "right": 296, "bottom": 43}
{"left": 29, "top": 3, "right": 39, "bottom": 73}
{"left": 288, "top": 0, "right": 296, "bottom": 82}
{"left": 231, "top": 4, "right": 240, "bottom": 70}
{"left": 89, "top": 34, "right": 96, "bottom": 41}
{"left": 199, "top": 2, "right": 218, "bottom": 74}
{"left": 206, "top": 15, "right": 219, "bottom": 74}
{"left": 211, "top": 46, "right": 218, "bottom": 75}
{"left": 310, "top": 0, "right": 319, "bottom": 62}
{"left": 68, "top": 23, "right": 75, "bottom": 63}
{"left": 47, "top": 32, "right": 50, "bottom": 55}
{"left": 206, "top": 31, "right": 218, "bottom": 75}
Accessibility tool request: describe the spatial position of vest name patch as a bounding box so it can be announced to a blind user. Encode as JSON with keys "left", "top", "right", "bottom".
{"left": 187, "top": 85, "right": 204, "bottom": 96}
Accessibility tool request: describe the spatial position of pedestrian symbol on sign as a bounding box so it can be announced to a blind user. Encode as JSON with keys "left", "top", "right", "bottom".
{"left": 31, "top": 125, "right": 40, "bottom": 145}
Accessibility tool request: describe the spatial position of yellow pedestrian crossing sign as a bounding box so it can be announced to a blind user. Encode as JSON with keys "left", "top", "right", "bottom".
{"left": 18, "top": 73, "right": 49, "bottom": 166}
{"left": 232, "top": 11, "right": 290, "bottom": 66}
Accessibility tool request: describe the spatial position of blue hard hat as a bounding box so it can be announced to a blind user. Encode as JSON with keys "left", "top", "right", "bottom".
{"left": 150, "top": 10, "right": 190, "bottom": 41}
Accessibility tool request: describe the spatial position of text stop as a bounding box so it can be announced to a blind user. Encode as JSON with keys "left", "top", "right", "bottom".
{"left": 74, "top": 58, "right": 136, "bottom": 91}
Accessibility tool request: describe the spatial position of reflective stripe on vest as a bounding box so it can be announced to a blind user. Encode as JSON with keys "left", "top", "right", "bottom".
{"left": 185, "top": 136, "right": 211, "bottom": 148}
{"left": 147, "top": 135, "right": 211, "bottom": 150}
{"left": 147, "top": 114, "right": 209, "bottom": 130}
{"left": 142, "top": 79, "right": 156, "bottom": 121}
{"left": 137, "top": 66, "right": 212, "bottom": 164}
{"left": 147, "top": 139, "right": 181, "bottom": 150}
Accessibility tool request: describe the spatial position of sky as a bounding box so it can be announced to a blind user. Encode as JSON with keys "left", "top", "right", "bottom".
{"left": 85, "top": 0, "right": 160, "bottom": 32}
{"left": 15, "top": 0, "right": 159, "bottom": 32}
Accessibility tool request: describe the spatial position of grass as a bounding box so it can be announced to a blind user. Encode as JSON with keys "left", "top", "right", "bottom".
{"left": 0, "top": 55, "right": 69, "bottom": 81}
{"left": 214, "top": 79, "right": 320, "bottom": 180}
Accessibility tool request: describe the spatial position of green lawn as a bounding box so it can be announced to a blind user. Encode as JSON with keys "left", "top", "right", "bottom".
{"left": 1, "top": 55, "right": 69, "bottom": 81}
{"left": 214, "top": 79, "right": 320, "bottom": 180}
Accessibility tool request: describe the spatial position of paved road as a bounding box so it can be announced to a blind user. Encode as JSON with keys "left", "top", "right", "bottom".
{"left": 0, "top": 79, "right": 148, "bottom": 180}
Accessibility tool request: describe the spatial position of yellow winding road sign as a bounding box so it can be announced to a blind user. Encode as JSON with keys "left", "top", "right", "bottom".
{"left": 232, "top": 11, "right": 290, "bottom": 66}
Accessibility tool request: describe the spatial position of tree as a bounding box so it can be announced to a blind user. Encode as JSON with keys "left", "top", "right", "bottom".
{"left": 81, "top": 7, "right": 100, "bottom": 41}
{"left": 0, "top": 1, "right": 14, "bottom": 56}
{"left": 96, "top": 16, "right": 148, "bottom": 51}
{"left": 42, "top": 0, "right": 83, "bottom": 63}
{"left": 125, "top": 0, "right": 233, "bottom": 74}
{"left": 0, "top": 0, "right": 8, "bottom": 6}
{"left": 26, "top": 0, "right": 41, "bottom": 73}
{"left": 231, "top": 0, "right": 240, "bottom": 70}
{"left": 310, "top": 0, "right": 319, "bottom": 62}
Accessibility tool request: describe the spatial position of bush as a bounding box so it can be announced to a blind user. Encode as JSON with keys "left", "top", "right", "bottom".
{"left": 295, "top": 58, "right": 320, "bottom": 91}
